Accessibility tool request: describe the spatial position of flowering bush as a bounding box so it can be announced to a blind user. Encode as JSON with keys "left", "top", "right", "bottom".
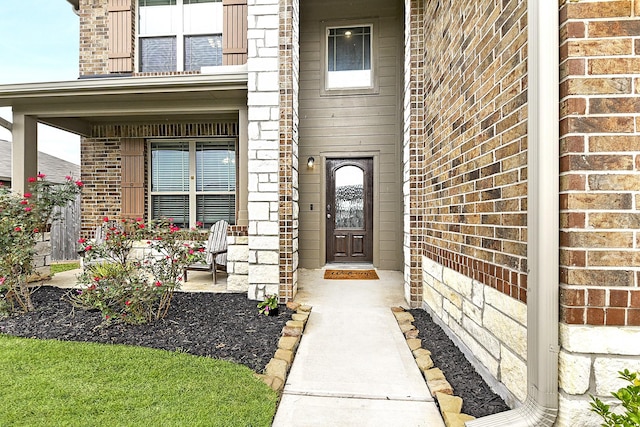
{"left": 0, "top": 175, "right": 82, "bottom": 315}
{"left": 70, "top": 218, "right": 205, "bottom": 324}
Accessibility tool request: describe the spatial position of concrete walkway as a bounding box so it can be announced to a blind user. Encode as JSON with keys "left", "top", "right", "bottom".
{"left": 272, "top": 268, "right": 444, "bottom": 427}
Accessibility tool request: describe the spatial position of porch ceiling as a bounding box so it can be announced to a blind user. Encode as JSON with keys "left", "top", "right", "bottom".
{"left": 0, "top": 71, "right": 247, "bottom": 136}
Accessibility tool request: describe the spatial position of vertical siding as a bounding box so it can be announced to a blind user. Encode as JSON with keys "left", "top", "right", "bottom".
{"left": 107, "top": 0, "right": 133, "bottom": 73}
{"left": 223, "top": 0, "right": 248, "bottom": 65}
{"left": 298, "top": 0, "right": 404, "bottom": 270}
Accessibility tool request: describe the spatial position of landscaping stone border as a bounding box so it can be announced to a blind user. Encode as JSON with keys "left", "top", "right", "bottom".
{"left": 258, "top": 301, "right": 312, "bottom": 392}
{"left": 392, "top": 307, "right": 476, "bottom": 427}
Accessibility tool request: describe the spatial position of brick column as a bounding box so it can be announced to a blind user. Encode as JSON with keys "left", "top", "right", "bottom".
{"left": 558, "top": 0, "right": 640, "bottom": 422}
{"left": 403, "top": 0, "right": 425, "bottom": 307}
{"left": 247, "top": 0, "right": 282, "bottom": 300}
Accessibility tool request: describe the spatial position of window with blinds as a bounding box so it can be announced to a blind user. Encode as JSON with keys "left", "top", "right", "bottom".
{"left": 150, "top": 139, "right": 236, "bottom": 228}
{"left": 138, "top": 0, "right": 223, "bottom": 72}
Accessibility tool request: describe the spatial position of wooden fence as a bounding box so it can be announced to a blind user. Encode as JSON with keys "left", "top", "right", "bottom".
{"left": 51, "top": 195, "right": 81, "bottom": 261}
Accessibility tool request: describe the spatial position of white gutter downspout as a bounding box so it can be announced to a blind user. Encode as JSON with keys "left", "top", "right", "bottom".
{"left": 466, "top": 0, "right": 559, "bottom": 426}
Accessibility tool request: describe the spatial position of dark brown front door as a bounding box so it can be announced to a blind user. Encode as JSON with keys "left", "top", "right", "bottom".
{"left": 326, "top": 158, "right": 373, "bottom": 263}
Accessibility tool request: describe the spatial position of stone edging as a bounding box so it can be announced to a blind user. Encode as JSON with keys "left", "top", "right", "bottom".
{"left": 392, "top": 307, "right": 476, "bottom": 427}
{"left": 257, "top": 302, "right": 312, "bottom": 392}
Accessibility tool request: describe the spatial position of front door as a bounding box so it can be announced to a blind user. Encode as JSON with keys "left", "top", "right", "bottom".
{"left": 326, "top": 158, "right": 373, "bottom": 263}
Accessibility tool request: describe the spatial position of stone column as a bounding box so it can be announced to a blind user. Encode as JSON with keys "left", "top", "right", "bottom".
{"left": 247, "top": 0, "right": 282, "bottom": 300}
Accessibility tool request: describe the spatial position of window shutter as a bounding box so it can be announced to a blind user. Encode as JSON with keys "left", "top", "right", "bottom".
{"left": 222, "top": 0, "right": 247, "bottom": 66}
{"left": 121, "top": 138, "right": 145, "bottom": 220}
{"left": 108, "top": 0, "right": 133, "bottom": 73}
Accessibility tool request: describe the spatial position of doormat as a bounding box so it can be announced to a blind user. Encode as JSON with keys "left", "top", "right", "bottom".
{"left": 323, "top": 269, "right": 379, "bottom": 280}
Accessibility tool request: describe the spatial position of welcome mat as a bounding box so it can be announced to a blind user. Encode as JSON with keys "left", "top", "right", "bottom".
{"left": 323, "top": 269, "right": 379, "bottom": 280}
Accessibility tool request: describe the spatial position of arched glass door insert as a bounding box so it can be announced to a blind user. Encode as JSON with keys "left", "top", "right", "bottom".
{"left": 326, "top": 158, "right": 373, "bottom": 263}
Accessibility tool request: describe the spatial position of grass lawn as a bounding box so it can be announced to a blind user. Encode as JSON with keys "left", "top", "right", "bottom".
{"left": 50, "top": 261, "right": 81, "bottom": 275}
{"left": 0, "top": 335, "right": 278, "bottom": 426}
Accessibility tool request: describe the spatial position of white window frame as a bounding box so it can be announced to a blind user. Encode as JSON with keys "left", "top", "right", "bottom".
{"left": 321, "top": 20, "right": 379, "bottom": 96}
{"left": 148, "top": 138, "right": 237, "bottom": 229}
{"left": 137, "top": 0, "right": 223, "bottom": 73}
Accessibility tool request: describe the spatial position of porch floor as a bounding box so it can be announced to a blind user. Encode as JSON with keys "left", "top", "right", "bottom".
{"left": 45, "top": 268, "right": 231, "bottom": 293}
{"left": 272, "top": 268, "right": 445, "bottom": 427}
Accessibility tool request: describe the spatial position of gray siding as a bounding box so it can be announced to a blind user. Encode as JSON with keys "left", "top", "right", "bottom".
{"left": 298, "top": 0, "right": 404, "bottom": 270}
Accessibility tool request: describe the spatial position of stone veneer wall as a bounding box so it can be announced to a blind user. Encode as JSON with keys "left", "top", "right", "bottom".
{"left": 405, "top": 0, "right": 529, "bottom": 407}
{"left": 558, "top": 1, "right": 640, "bottom": 425}
{"left": 227, "top": 225, "right": 249, "bottom": 292}
{"left": 247, "top": 0, "right": 284, "bottom": 300}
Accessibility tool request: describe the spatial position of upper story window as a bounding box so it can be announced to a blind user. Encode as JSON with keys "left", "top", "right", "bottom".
{"left": 138, "top": 0, "right": 223, "bottom": 73}
{"left": 326, "top": 25, "right": 372, "bottom": 90}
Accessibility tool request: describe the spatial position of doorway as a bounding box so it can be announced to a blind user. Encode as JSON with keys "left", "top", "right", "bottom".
{"left": 326, "top": 158, "right": 373, "bottom": 263}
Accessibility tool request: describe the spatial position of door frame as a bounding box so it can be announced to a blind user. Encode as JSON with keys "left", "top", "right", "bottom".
{"left": 319, "top": 152, "right": 380, "bottom": 266}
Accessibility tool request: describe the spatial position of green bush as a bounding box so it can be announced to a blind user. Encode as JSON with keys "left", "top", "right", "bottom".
{"left": 590, "top": 369, "right": 640, "bottom": 427}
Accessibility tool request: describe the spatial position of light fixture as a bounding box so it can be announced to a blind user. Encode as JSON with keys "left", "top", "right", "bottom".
{"left": 307, "top": 157, "right": 315, "bottom": 168}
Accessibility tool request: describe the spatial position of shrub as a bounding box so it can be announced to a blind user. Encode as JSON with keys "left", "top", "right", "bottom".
{"left": 0, "top": 175, "right": 82, "bottom": 315}
{"left": 590, "top": 369, "right": 640, "bottom": 427}
{"left": 70, "top": 218, "right": 205, "bottom": 324}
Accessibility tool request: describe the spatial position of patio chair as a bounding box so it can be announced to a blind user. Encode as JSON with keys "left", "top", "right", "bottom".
{"left": 183, "top": 220, "right": 229, "bottom": 284}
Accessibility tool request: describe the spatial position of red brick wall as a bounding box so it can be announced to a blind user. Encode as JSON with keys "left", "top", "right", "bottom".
{"left": 413, "top": 0, "right": 529, "bottom": 304}
{"left": 560, "top": 0, "right": 640, "bottom": 326}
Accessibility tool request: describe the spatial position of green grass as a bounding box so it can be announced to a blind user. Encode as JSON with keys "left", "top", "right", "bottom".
{"left": 0, "top": 335, "right": 278, "bottom": 426}
{"left": 50, "top": 261, "right": 81, "bottom": 275}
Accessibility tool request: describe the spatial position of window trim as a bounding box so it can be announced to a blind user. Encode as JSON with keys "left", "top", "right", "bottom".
{"left": 148, "top": 138, "right": 238, "bottom": 228}
{"left": 320, "top": 20, "right": 379, "bottom": 96}
{"left": 136, "top": 0, "right": 223, "bottom": 73}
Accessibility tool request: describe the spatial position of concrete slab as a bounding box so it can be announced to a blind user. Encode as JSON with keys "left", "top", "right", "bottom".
{"left": 273, "top": 268, "right": 445, "bottom": 427}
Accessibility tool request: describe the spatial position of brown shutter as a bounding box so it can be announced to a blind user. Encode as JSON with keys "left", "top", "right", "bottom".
{"left": 108, "top": 0, "right": 133, "bottom": 73}
{"left": 223, "top": 0, "right": 248, "bottom": 65}
{"left": 121, "top": 138, "right": 145, "bottom": 220}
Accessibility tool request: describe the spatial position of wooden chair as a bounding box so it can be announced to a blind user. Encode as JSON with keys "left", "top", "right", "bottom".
{"left": 183, "top": 220, "right": 229, "bottom": 284}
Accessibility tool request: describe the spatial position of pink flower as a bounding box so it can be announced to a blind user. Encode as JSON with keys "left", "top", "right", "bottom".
{"left": 136, "top": 217, "right": 142, "bottom": 222}
{"left": 85, "top": 245, "right": 92, "bottom": 251}
{"left": 37, "top": 173, "right": 46, "bottom": 179}
{"left": 78, "top": 238, "right": 86, "bottom": 244}
{"left": 125, "top": 300, "right": 131, "bottom": 306}
{"left": 0, "top": 277, "right": 5, "bottom": 285}
{"left": 24, "top": 207, "right": 32, "bottom": 212}
{"left": 196, "top": 221, "right": 203, "bottom": 227}
{"left": 103, "top": 217, "right": 109, "bottom": 222}
{"left": 75, "top": 180, "right": 83, "bottom": 187}
{"left": 23, "top": 193, "right": 32, "bottom": 198}
{"left": 14, "top": 226, "right": 21, "bottom": 232}
{"left": 20, "top": 200, "right": 28, "bottom": 205}
{"left": 65, "top": 175, "right": 72, "bottom": 181}
{"left": 138, "top": 223, "right": 145, "bottom": 229}
{"left": 155, "top": 281, "right": 162, "bottom": 287}
{"left": 189, "top": 249, "right": 194, "bottom": 255}
{"left": 33, "top": 228, "right": 39, "bottom": 233}
{"left": 28, "top": 177, "right": 37, "bottom": 183}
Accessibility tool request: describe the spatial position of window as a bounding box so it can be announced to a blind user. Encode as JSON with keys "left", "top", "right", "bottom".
{"left": 138, "top": 0, "right": 223, "bottom": 72}
{"left": 150, "top": 140, "right": 236, "bottom": 228}
{"left": 326, "top": 25, "right": 373, "bottom": 90}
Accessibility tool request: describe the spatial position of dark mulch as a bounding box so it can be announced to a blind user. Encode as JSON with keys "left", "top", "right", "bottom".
{"left": 410, "top": 309, "right": 511, "bottom": 419}
{"left": 0, "top": 286, "right": 289, "bottom": 373}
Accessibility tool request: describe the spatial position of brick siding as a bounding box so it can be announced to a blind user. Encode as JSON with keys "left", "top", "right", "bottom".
{"left": 407, "top": 0, "right": 529, "bottom": 305}
{"left": 560, "top": 0, "right": 640, "bottom": 326}
{"left": 79, "top": 0, "right": 110, "bottom": 76}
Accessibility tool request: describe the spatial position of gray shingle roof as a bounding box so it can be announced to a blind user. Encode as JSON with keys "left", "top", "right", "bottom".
{"left": 0, "top": 140, "right": 80, "bottom": 184}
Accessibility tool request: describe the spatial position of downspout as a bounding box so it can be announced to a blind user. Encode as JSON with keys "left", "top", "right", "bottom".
{"left": 466, "top": 0, "right": 559, "bottom": 426}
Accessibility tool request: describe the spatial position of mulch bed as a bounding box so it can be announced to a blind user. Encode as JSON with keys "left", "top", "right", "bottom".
{"left": 0, "top": 286, "right": 510, "bottom": 419}
{"left": 0, "top": 286, "right": 289, "bottom": 373}
{"left": 410, "top": 309, "right": 511, "bottom": 418}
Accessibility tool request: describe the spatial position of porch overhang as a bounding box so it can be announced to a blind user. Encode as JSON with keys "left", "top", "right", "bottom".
{"left": 0, "top": 70, "right": 248, "bottom": 136}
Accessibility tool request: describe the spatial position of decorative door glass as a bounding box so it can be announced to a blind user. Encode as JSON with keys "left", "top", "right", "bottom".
{"left": 334, "top": 165, "right": 364, "bottom": 229}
